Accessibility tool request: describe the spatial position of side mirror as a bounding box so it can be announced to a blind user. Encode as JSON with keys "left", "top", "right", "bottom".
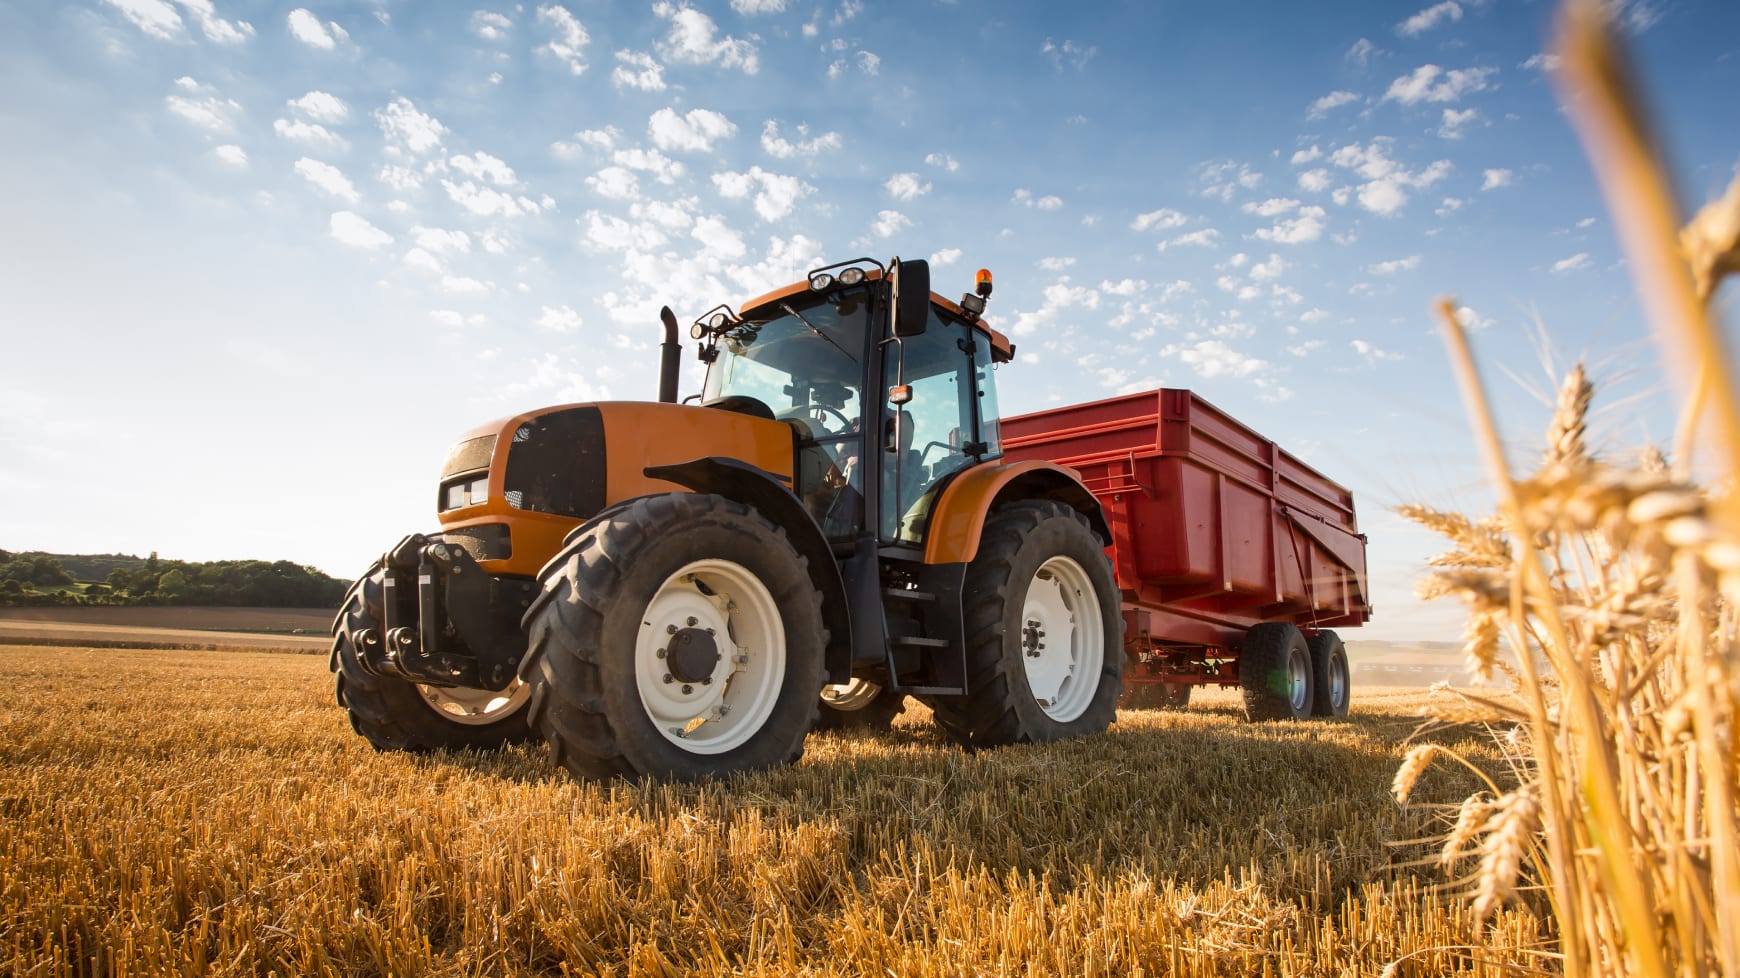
{"left": 890, "top": 258, "right": 930, "bottom": 338}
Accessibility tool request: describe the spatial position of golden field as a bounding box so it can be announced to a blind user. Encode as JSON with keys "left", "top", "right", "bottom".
{"left": 0, "top": 644, "right": 1544, "bottom": 977}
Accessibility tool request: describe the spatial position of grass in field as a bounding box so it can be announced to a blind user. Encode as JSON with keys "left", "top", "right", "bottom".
{"left": 0, "top": 646, "right": 1547, "bottom": 977}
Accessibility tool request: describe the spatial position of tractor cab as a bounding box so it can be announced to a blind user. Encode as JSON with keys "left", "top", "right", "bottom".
{"left": 691, "top": 258, "right": 1012, "bottom": 551}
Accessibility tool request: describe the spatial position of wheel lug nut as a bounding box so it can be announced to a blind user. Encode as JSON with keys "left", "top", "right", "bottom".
{"left": 702, "top": 677, "right": 711, "bottom": 685}
{"left": 681, "top": 684, "right": 693, "bottom": 694}
{"left": 656, "top": 648, "right": 666, "bottom": 658}
{"left": 686, "top": 616, "right": 698, "bottom": 626}
{"left": 663, "top": 674, "right": 673, "bottom": 684}
{"left": 666, "top": 625, "right": 677, "bottom": 635}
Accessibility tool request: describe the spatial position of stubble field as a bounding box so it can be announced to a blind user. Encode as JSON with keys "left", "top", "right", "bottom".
{"left": 0, "top": 644, "right": 1544, "bottom": 977}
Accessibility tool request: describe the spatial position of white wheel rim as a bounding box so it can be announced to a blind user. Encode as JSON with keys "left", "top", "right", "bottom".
{"left": 821, "top": 678, "right": 883, "bottom": 711}
{"left": 1018, "top": 555, "right": 1104, "bottom": 722}
{"left": 635, "top": 558, "right": 785, "bottom": 754}
{"left": 1328, "top": 651, "right": 1348, "bottom": 709}
{"left": 416, "top": 679, "right": 530, "bottom": 726}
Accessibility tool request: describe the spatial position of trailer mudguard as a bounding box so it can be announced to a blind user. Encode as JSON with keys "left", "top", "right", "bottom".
{"left": 643, "top": 457, "right": 853, "bottom": 685}
{"left": 922, "top": 459, "right": 1110, "bottom": 565}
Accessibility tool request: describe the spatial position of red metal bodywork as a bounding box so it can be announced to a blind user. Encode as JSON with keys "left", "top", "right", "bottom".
{"left": 999, "top": 389, "right": 1371, "bottom": 687}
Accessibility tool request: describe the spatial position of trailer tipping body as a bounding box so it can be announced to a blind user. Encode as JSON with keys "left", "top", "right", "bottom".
{"left": 1000, "top": 388, "right": 1371, "bottom": 688}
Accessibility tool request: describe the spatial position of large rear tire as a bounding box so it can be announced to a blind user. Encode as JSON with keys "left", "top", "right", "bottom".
{"left": 1119, "top": 681, "right": 1193, "bottom": 711}
{"left": 331, "top": 563, "right": 534, "bottom": 752}
{"left": 1308, "top": 630, "right": 1351, "bottom": 718}
{"left": 520, "top": 493, "right": 827, "bottom": 782}
{"left": 1240, "top": 622, "right": 1314, "bottom": 721}
{"left": 925, "top": 501, "right": 1123, "bottom": 748}
{"left": 814, "top": 679, "right": 907, "bottom": 732}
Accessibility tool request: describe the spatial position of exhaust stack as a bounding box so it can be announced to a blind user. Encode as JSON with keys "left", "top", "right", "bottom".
{"left": 657, "top": 306, "right": 681, "bottom": 403}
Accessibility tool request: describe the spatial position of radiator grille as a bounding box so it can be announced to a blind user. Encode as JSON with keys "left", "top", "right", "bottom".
{"left": 442, "top": 524, "right": 512, "bottom": 561}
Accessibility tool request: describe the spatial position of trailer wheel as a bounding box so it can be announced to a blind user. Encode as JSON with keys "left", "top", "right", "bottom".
{"left": 1308, "top": 630, "right": 1351, "bottom": 718}
{"left": 331, "top": 562, "right": 535, "bottom": 752}
{"left": 926, "top": 500, "right": 1123, "bottom": 748}
{"left": 1119, "top": 682, "right": 1193, "bottom": 711}
{"left": 814, "top": 679, "right": 907, "bottom": 732}
{"left": 1240, "top": 622, "right": 1315, "bottom": 721}
{"left": 520, "top": 493, "right": 826, "bottom": 782}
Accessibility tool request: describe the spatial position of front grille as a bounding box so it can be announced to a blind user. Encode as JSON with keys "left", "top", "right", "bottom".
{"left": 442, "top": 524, "right": 512, "bottom": 561}
{"left": 442, "top": 434, "right": 497, "bottom": 478}
{"left": 503, "top": 406, "right": 607, "bottom": 519}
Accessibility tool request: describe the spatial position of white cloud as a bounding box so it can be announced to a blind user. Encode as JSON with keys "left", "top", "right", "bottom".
{"left": 537, "top": 5, "right": 589, "bottom": 75}
{"left": 402, "top": 247, "right": 443, "bottom": 275}
{"left": 551, "top": 126, "right": 619, "bottom": 161}
{"left": 329, "top": 211, "right": 392, "bottom": 250}
{"left": 1198, "top": 160, "right": 1262, "bottom": 201}
{"left": 287, "top": 90, "right": 348, "bottom": 123}
{"left": 731, "top": 0, "right": 786, "bottom": 11}
{"left": 1242, "top": 197, "right": 1300, "bottom": 218}
{"left": 1384, "top": 64, "right": 1496, "bottom": 104}
{"left": 582, "top": 211, "right": 668, "bottom": 252}
{"left": 1130, "top": 208, "right": 1188, "bottom": 232}
{"left": 1436, "top": 197, "right": 1464, "bottom": 216}
{"left": 1438, "top": 107, "right": 1479, "bottom": 139}
{"left": 101, "top": 0, "right": 186, "bottom": 40}
{"left": 1455, "top": 305, "right": 1494, "bottom": 330}
{"left": 858, "top": 51, "right": 881, "bottom": 75}
{"left": 762, "top": 121, "right": 841, "bottom": 159}
{"left": 1038, "top": 256, "right": 1076, "bottom": 271}
{"left": 448, "top": 152, "right": 516, "bottom": 187}
{"left": 885, "top": 172, "right": 931, "bottom": 201}
{"left": 442, "top": 180, "right": 545, "bottom": 218}
{"left": 1482, "top": 167, "right": 1513, "bottom": 190}
{"left": 587, "top": 166, "right": 639, "bottom": 199}
{"left": 376, "top": 98, "right": 447, "bottom": 155}
{"left": 273, "top": 118, "right": 343, "bottom": 147}
{"left": 1290, "top": 146, "right": 1322, "bottom": 165}
{"left": 1040, "top": 38, "right": 1097, "bottom": 71}
{"left": 536, "top": 305, "right": 583, "bottom": 333}
{"left": 711, "top": 167, "right": 813, "bottom": 222}
{"left": 440, "top": 275, "right": 492, "bottom": 295}
{"left": 872, "top": 210, "right": 911, "bottom": 238}
{"left": 1351, "top": 339, "right": 1403, "bottom": 362}
{"left": 470, "top": 10, "right": 512, "bottom": 41}
{"left": 1308, "top": 90, "right": 1360, "bottom": 118}
{"left": 691, "top": 215, "right": 747, "bottom": 259}
{"left": 1101, "top": 278, "right": 1146, "bottom": 296}
{"left": 1327, "top": 141, "right": 1451, "bottom": 216}
{"left": 1358, "top": 180, "right": 1409, "bottom": 216}
{"left": 1367, "top": 254, "right": 1421, "bottom": 274}
{"left": 930, "top": 248, "right": 962, "bottom": 266}
{"left": 166, "top": 92, "right": 240, "bottom": 130}
{"left": 648, "top": 106, "right": 737, "bottom": 152}
{"left": 429, "top": 310, "right": 470, "bottom": 328}
{"left": 924, "top": 153, "right": 959, "bottom": 173}
{"left": 286, "top": 8, "right": 347, "bottom": 49}
{"left": 213, "top": 144, "right": 247, "bottom": 167}
{"left": 1298, "top": 169, "right": 1333, "bottom": 193}
{"left": 1397, "top": 1, "right": 1462, "bottom": 37}
{"left": 1165, "top": 339, "right": 1267, "bottom": 379}
{"left": 654, "top": 1, "right": 759, "bottom": 74}
{"left": 1012, "top": 188, "right": 1064, "bottom": 210}
{"left": 613, "top": 147, "right": 684, "bottom": 184}
{"left": 1158, "top": 228, "right": 1221, "bottom": 251}
{"left": 413, "top": 227, "right": 471, "bottom": 255}
{"left": 1346, "top": 37, "right": 1378, "bottom": 67}
{"left": 1007, "top": 277, "right": 1100, "bottom": 336}
{"left": 1253, "top": 205, "right": 1327, "bottom": 244}
{"left": 1249, "top": 254, "right": 1288, "bottom": 281}
{"left": 1575, "top": 216, "right": 1596, "bottom": 229}
{"left": 1552, "top": 252, "right": 1593, "bottom": 273}
{"left": 1522, "top": 52, "right": 1562, "bottom": 73}
{"left": 612, "top": 50, "right": 666, "bottom": 90}
{"left": 293, "top": 158, "right": 358, "bottom": 201}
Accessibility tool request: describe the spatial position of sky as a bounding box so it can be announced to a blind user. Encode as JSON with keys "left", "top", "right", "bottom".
{"left": 1, "top": 0, "right": 1737, "bottom": 642}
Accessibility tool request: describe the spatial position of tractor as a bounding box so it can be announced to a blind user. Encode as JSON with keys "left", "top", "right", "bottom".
{"left": 332, "top": 257, "right": 1125, "bottom": 781}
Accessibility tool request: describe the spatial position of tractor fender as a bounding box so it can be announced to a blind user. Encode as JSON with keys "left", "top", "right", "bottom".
{"left": 643, "top": 457, "right": 853, "bottom": 685}
{"left": 922, "top": 459, "right": 1110, "bottom": 564}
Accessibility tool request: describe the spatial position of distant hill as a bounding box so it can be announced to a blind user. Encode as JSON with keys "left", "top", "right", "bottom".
{"left": 1, "top": 548, "right": 349, "bottom": 609}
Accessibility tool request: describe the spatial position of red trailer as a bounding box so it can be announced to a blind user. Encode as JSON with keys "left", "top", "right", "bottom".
{"left": 999, "top": 388, "right": 1371, "bottom": 720}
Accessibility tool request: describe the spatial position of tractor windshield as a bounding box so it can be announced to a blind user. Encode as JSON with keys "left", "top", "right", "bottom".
{"left": 701, "top": 292, "right": 868, "bottom": 437}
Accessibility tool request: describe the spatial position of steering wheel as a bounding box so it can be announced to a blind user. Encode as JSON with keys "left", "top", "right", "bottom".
{"left": 778, "top": 402, "right": 853, "bottom": 438}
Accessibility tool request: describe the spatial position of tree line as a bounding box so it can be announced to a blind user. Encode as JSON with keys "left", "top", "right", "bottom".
{"left": 0, "top": 549, "right": 349, "bottom": 608}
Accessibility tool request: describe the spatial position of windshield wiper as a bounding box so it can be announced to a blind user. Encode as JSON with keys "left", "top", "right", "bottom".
{"left": 780, "top": 302, "right": 858, "bottom": 363}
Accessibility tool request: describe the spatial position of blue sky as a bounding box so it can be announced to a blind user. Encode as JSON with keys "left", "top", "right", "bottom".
{"left": 1, "top": 0, "right": 1736, "bottom": 641}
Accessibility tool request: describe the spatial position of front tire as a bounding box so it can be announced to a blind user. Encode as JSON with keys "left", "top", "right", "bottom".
{"left": 926, "top": 501, "right": 1123, "bottom": 748}
{"left": 520, "top": 493, "right": 826, "bottom": 782}
{"left": 331, "top": 563, "right": 534, "bottom": 752}
{"left": 1240, "top": 622, "right": 1314, "bottom": 721}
